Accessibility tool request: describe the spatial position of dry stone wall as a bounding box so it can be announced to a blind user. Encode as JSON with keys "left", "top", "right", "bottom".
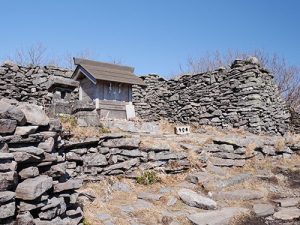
{"left": 0, "top": 61, "right": 77, "bottom": 107}
{"left": 63, "top": 136, "right": 190, "bottom": 180}
{"left": 0, "top": 99, "right": 83, "bottom": 225}
{"left": 133, "top": 57, "right": 291, "bottom": 134}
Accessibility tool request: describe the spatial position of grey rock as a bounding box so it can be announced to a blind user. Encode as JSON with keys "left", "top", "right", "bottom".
{"left": 0, "top": 191, "right": 15, "bottom": 204}
{"left": 273, "top": 207, "right": 300, "bottom": 220}
{"left": 0, "top": 171, "right": 18, "bottom": 191}
{"left": 178, "top": 188, "right": 217, "bottom": 209}
{"left": 138, "top": 192, "right": 163, "bottom": 201}
{"left": 213, "top": 189, "right": 264, "bottom": 201}
{"left": 16, "top": 211, "right": 35, "bottom": 225}
{"left": 14, "top": 126, "right": 38, "bottom": 136}
{"left": 0, "top": 201, "right": 15, "bottom": 219}
{"left": 111, "top": 182, "right": 131, "bottom": 192}
{"left": 9, "top": 146, "right": 44, "bottom": 156}
{"left": 17, "top": 103, "right": 50, "bottom": 126}
{"left": 0, "top": 119, "right": 17, "bottom": 134}
{"left": 102, "top": 138, "right": 140, "bottom": 149}
{"left": 16, "top": 175, "right": 53, "bottom": 200}
{"left": 253, "top": 203, "right": 274, "bottom": 217}
{"left": 188, "top": 207, "right": 249, "bottom": 225}
{"left": 167, "top": 196, "right": 177, "bottom": 206}
{"left": 209, "top": 157, "right": 245, "bottom": 167}
{"left": 0, "top": 153, "right": 14, "bottom": 160}
{"left": 120, "top": 199, "right": 154, "bottom": 214}
{"left": 19, "top": 167, "right": 39, "bottom": 179}
{"left": 38, "top": 137, "right": 55, "bottom": 153}
{"left": 83, "top": 153, "right": 108, "bottom": 166}
{"left": 104, "top": 158, "right": 139, "bottom": 172}
{"left": 0, "top": 100, "right": 26, "bottom": 125}
{"left": 53, "top": 179, "right": 82, "bottom": 192}
{"left": 273, "top": 198, "right": 300, "bottom": 207}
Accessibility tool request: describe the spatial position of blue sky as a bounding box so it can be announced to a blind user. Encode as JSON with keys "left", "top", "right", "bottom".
{"left": 1, "top": 0, "right": 299, "bottom": 76}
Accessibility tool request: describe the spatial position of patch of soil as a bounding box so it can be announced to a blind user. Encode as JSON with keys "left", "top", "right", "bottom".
{"left": 233, "top": 215, "right": 300, "bottom": 225}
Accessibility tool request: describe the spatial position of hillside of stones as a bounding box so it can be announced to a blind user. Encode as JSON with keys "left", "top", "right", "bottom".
{"left": 0, "top": 96, "right": 299, "bottom": 225}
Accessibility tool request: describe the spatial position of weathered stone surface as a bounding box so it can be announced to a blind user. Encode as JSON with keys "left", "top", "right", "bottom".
{"left": 16, "top": 211, "right": 35, "bottom": 225}
{"left": 9, "top": 146, "right": 44, "bottom": 156}
{"left": 188, "top": 207, "right": 249, "bottom": 225}
{"left": 273, "top": 198, "right": 300, "bottom": 207}
{"left": 0, "top": 100, "right": 26, "bottom": 125}
{"left": 37, "top": 137, "right": 55, "bottom": 153}
{"left": 104, "top": 158, "right": 139, "bottom": 172}
{"left": 17, "top": 104, "right": 49, "bottom": 126}
{"left": 209, "top": 157, "right": 245, "bottom": 167}
{"left": 253, "top": 203, "right": 274, "bottom": 217}
{"left": 139, "top": 140, "right": 170, "bottom": 152}
{"left": 83, "top": 153, "right": 108, "bottom": 166}
{"left": 14, "top": 126, "right": 38, "bottom": 136}
{"left": 0, "top": 191, "right": 15, "bottom": 204}
{"left": 0, "top": 153, "right": 14, "bottom": 160}
{"left": 0, "top": 201, "right": 15, "bottom": 219}
{"left": 178, "top": 188, "right": 217, "bottom": 209}
{"left": 0, "top": 171, "right": 18, "bottom": 191}
{"left": 16, "top": 175, "right": 53, "bottom": 200}
{"left": 138, "top": 192, "right": 163, "bottom": 201}
{"left": 0, "top": 119, "right": 17, "bottom": 134}
{"left": 273, "top": 207, "right": 300, "bottom": 220}
{"left": 19, "top": 167, "right": 39, "bottom": 179}
{"left": 53, "top": 179, "right": 82, "bottom": 192}
{"left": 213, "top": 189, "right": 264, "bottom": 201}
{"left": 111, "top": 182, "right": 131, "bottom": 193}
{"left": 102, "top": 138, "right": 140, "bottom": 149}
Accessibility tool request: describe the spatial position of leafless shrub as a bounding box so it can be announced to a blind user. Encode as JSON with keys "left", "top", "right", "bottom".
{"left": 8, "top": 43, "right": 47, "bottom": 66}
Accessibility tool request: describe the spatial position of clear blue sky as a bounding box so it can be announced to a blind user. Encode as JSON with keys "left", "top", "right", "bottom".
{"left": 1, "top": 0, "right": 299, "bottom": 76}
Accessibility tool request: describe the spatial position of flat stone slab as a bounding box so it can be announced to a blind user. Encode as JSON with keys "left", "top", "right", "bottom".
{"left": 178, "top": 188, "right": 217, "bottom": 209}
{"left": 14, "top": 126, "right": 38, "bottom": 136}
{"left": 0, "top": 119, "right": 17, "bottom": 134}
{"left": 213, "top": 189, "right": 264, "bottom": 201}
{"left": 0, "top": 201, "right": 15, "bottom": 219}
{"left": 253, "top": 203, "right": 275, "bottom": 217}
{"left": 19, "top": 167, "right": 39, "bottom": 179}
{"left": 273, "top": 198, "right": 300, "bottom": 207}
{"left": 9, "top": 146, "right": 44, "bottom": 156}
{"left": 102, "top": 138, "right": 140, "bottom": 149}
{"left": 188, "top": 207, "right": 249, "bottom": 225}
{"left": 0, "top": 191, "right": 15, "bottom": 204}
{"left": 273, "top": 207, "right": 300, "bottom": 220}
{"left": 111, "top": 182, "right": 131, "bottom": 193}
{"left": 209, "top": 157, "right": 245, "bottom": 167}
{"left": 53, "top": 179, "right": 82, "bottom": 192}
{"left": 138, "top": 192, "right": 163, "bottom": 201}
{"left": 16, "top": 175, "right": 53, "bottom": 200}
{"left": 120, "top": 199, "right": 154, "bottom": 214}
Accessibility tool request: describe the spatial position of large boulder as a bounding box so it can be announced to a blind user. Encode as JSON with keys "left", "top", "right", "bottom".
{"left": 0, "top": 100, "right": 26, "bottom": 125}
{"left": 16, "top": 175, "right": 53, "bottom": 200}
{"left": 17, "top": 104, "right": 49, "bottom": 126}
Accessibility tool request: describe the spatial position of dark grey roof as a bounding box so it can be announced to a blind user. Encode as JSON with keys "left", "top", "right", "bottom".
{"left": 72, "top": 58, "right": 146, "bottom": 86}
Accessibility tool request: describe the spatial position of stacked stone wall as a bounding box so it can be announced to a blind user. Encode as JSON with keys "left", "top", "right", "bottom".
{"left": 133, "top": 58, "right": 291, "bottom": 134}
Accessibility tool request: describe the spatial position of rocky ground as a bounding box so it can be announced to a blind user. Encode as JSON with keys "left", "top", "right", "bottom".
{"left": 77, "top": 127, "right": 300, "bottom": 225}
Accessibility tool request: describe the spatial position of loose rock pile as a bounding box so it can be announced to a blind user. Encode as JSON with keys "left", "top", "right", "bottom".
{"left": 0, "top": 61, "right": 77, "bottom": 107}
{"left": 133, "top": 57, "right": 291, "bottom": 134}
{"left": 0, "top": 99, "right": 83, "bottom": 225}
{"left": 63, "top": 136, "right": 191, "bottom": 180}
